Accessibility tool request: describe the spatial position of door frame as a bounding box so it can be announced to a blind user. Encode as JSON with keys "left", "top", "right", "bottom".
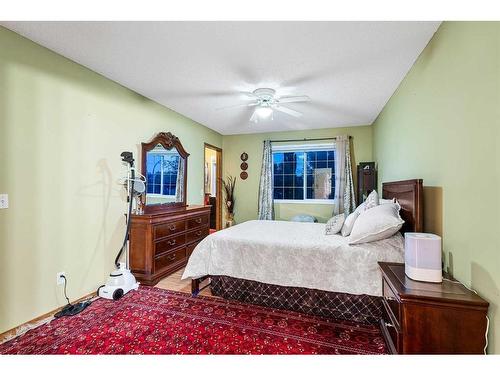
{"left": 204, "top": 143, "right": 223, "bottom": 230}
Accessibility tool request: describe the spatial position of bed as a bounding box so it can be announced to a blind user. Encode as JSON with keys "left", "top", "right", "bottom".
{"left": 182, "top": 179, "right": 423, "bottom": 323}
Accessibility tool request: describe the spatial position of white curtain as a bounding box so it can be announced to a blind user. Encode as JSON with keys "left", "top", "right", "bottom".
{"left": 333, "top": 135, "right": 356, "bottom": 216}
{"left": 175, "top": 158, "right": 184, "bottom": 202}
{"left": 258, "top": 140, "right": 274, "bottom": 220}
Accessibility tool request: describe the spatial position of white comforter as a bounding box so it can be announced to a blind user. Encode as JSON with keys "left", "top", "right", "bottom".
{"left": 182, "top": 220, "right": 404, "bottom": 296}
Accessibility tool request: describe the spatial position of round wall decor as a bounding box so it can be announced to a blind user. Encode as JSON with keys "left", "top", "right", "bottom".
{"left": 240, "top": 162, "right": 248, "bottom": 170}
{"left": 240, "top": 152, "right": 248, "bottom": 161}
{"left": 240, "top": 171, "right": 248, "bottom": 180}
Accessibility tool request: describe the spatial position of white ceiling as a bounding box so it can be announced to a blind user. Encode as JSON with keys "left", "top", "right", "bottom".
{"left": 1, "top": 21, "right": 440, "bottom": 135}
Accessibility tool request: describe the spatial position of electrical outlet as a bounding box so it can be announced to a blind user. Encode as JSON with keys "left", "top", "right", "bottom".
{"left": 0, "top": 194, "right": 8, "bottom": 209}
{"left": 56, "top": 272, "right": 66, "bottom": 285}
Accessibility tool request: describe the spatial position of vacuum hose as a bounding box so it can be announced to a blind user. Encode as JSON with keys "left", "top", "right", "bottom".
{"left": 115, "top": 153, "right": 135, "bottom": 268}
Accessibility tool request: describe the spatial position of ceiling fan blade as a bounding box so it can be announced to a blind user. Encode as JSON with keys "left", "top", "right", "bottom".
{"left": 249, "top": 109, "right": 258, "bottom": 123}
{"left": 274, "top": 105, "right": 303, "bottom": 118}
{"left": 278, "top": 95, "right": 311, "bottom": 103}
{"left": 241, "top": 91, "right": 259, "bottom": 99}
{"left": 216, "top": 101, "right": 259, "bottom": 111}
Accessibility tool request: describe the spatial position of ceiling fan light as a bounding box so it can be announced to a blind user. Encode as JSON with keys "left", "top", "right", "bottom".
{"left": 256, "top": 106, "right": 273, "bottom": 118}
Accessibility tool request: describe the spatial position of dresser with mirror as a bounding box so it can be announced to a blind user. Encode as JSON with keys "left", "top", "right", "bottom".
{"left": 129, "top": 132, "right": 211, "bottom": 286}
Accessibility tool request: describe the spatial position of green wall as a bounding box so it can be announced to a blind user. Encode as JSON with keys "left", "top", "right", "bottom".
{"left": 222, "top": 126, "right": 373, "bottom": 224}
{"left": 373, "top": 22, "right": 500, "bottom": 353}
{"left": 0, "top": 27, "right": 222, "bottom": 333}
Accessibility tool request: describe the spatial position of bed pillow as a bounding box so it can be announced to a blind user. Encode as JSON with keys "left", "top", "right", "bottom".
{"left": 364, "top": 190, "right": 379, "bottom": 210}
{"left": 341, "top": 211, "right": 360, "bottom": 236}
{"left": 348, "top": 202, "right": 404, "bottom": 245}
{"left": 325, "top": 214, "right": 345, "bottom": 235}
{"left": 380, "top": 198, "right": 396, "bottom": 205}
{"left": 340, "top": 199, "right": 370, "bottom": 236}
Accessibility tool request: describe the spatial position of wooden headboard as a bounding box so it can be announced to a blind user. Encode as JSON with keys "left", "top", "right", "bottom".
{"left": 382, "top": 179, "right": 423, "bottom": 233}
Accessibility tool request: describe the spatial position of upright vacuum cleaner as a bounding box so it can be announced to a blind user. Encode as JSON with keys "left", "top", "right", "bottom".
{"left": 98, "top": 152, "right": 142, "bottom": 300}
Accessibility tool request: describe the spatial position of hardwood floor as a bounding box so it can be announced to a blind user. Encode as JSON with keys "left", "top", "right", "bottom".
{"left": 155, "top": 267, "right": 214, "bottom": 297}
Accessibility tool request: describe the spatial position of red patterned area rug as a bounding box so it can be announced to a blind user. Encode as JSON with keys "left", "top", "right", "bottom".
{"left": 0, "top": 287, "right": 387, "bottom": 354}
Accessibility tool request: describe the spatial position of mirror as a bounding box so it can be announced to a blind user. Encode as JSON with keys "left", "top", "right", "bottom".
{"left": 141, "top": 132, "right": 189, "bottom": 213}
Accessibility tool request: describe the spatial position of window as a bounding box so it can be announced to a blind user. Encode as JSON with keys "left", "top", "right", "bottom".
{"left": 272, "top": 144, "right": 335, "bottom": 203}
{"left": 146, "top": 151, "right": 180, "bottom": 196}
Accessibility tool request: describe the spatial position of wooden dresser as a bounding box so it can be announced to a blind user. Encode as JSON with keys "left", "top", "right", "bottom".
{"left": 129, "top": 205, "right": 211, "bottom": 286}
{"left": 378, "top": 262, "right": 489, "bottom": 354}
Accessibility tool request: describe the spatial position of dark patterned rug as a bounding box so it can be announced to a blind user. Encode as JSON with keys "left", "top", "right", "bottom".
{"left": 0, "top": 287, "right": 387, "bottom": 354}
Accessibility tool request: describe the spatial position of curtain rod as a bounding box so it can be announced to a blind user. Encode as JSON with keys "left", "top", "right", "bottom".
{"left": 266, "top": 136, "right": 351, "bottom": 143}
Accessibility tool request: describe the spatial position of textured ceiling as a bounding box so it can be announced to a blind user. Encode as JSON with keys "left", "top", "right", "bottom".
{"left": 1, "top": 21, "right": 440, "bottom": 135}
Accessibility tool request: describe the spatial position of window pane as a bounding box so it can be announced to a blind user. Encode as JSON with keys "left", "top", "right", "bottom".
{"left": 306, "top": 150, "right": 335, "bottom": 200}
{"left": 284, "top": 188, "right": 294, "bottom": 199}
{"left": 316, "top": 160, "right": 327, "bottom": 169}
{"left": 316, "top": 151, "right": 327, "bottom": 161}
{"left": 284, "top": 174, "right": 294, "bottom": 186}
{"left": 306, "top": 151, "right": 316, "bottom": 162}
{"left": 283, "top": 162, "right": 294, "bottom": 174}
{"left": 274, "top": 188, "right": 284, "bottom": 200}
{"left": 294, "top": 175, "right": 303, "bottom": 186}
{"left": 273, "top": 151, "right": 303, "bottom": 200}
{"left": 274, "top": 175, "right": 283, "bottom": 187}
{"left": 273, "top": 149, "right": 334, "bottom": 201}
{"left": 284, "top": 152, "right": 296, "bottom": 162}
{"left": 294, "top": 188, "right": 304, "bottom": 200}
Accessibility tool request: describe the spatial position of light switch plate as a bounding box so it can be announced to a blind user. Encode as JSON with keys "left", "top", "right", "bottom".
{"left": 0, "top": 194, "right": 8, "bottom": 209}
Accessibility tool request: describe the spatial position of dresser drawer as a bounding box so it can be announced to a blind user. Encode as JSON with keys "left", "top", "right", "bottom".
{"left": 186, "top": 226, "right": 209, "bottom": 244}
{"left": 383, "top": 278, "right": 401, "bottom": 326}
{"left": 154, "top": 247, "right": 186, "bottom": 272}
{"left": 154, "top": 220, "right": 186, "bottom": 239}
{"left": 380, "top": 316, "right": 401, "bottom": 354}
{"left": 155, "top": 233, "right": 186, "bottom": 256}
{"left": 187, "top": 215, "right": 209, "bottom": 229}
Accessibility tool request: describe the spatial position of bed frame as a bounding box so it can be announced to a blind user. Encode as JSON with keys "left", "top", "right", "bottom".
{"left": 382, "top": 179, "right": 423, "bottom": 233}
{"left": 191, "top": 179, "right": 424, "bottom": 323}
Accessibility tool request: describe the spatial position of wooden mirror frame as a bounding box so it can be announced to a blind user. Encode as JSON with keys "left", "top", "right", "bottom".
{"left": 141, "top": 132, "right": 190, "bottom": 214}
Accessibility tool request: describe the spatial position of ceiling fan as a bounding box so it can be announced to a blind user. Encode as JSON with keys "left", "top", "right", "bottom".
{"left": 217, "top": 88, "right": 311, "bottom": 122}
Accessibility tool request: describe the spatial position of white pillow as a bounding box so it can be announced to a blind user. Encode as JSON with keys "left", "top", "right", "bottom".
{"left": 380, "top": 198, "right": 396, "bottom": 205}
{"left": 348, "top": 202, "right": 404, "bottom": 245}
{"left": 340, "top": 196, "right": 393, "bottom": 237}
{"left": 325, "top": 214, "right": 345, "bottom": 235}
{"left": 364, "top": 190, "right": 379, "bottom": 210}
{"left": 341, "top": 211, "right": 360, "bottom": 236}
{"left": 341, "top": 199, "right": 371, "bottom": 236}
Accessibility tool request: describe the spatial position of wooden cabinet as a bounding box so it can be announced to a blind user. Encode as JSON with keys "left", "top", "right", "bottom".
{"left": 129, "top": 205, "right": 211, "bottom": 286}
{"left": 378, "top": 262, "right": 489, "bottom": 354}
{"left": 357, "top": 162, "right": 377, "bottom": 204}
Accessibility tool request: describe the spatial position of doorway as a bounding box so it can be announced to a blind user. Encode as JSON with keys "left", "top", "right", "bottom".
{"left": 204, "top": 143, "right": 222, "bottom": 231}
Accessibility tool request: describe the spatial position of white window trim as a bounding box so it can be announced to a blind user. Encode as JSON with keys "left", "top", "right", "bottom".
{"left": 147, "top": 193, "right": 176, "bottom": 199}
{"left": 272, "top": 143, "right": 335, "bottom": 152}
{"left": 274, "top": 199, "right": 335, "bottom": 205}
{"left": 272, "top": 144, "right": 335, "bottom": 203}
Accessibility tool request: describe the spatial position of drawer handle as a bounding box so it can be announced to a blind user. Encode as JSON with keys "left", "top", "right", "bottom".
{"left": 168, "top": 239, "right": 176, "bottom": 246}
{"left": 385, "top": 322, "right": 395, "bottom": 328}
{"left": 386, "top": 296, "right": 396, "bottom": 301}
{"left": 195, "top": 218, "right": 202, "bottom": 224}
{"left": 167, "top": 254, "right": 176, "bottom": 261}
{"left": 195, "top": 230, "right": 202, "bottom": 236}
{"left": 169, "top": 225, "right": 176, "bottom": 231}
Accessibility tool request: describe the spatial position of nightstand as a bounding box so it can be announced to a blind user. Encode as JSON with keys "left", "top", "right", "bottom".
{"left": 378, "top": 262, "right": 489, "bottom": 354}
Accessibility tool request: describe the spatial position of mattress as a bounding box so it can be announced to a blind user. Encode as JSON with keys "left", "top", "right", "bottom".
{"left": 182, "top": 220, "right": 404, "bottom": 296}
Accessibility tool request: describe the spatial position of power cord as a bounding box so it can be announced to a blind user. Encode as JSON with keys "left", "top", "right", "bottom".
{"left": 443, "top": 277, "right": 490, "bottom": 354}
{"left": 61, "top": 275, "right": 71, "bottom": 306}
{"left": 54, "top": 275, "right": 92, "bottom": 319}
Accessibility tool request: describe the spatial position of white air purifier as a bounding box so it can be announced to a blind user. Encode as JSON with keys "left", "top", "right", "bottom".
{"left": 404, "top": 232, "right": 442, "bottom": 283}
